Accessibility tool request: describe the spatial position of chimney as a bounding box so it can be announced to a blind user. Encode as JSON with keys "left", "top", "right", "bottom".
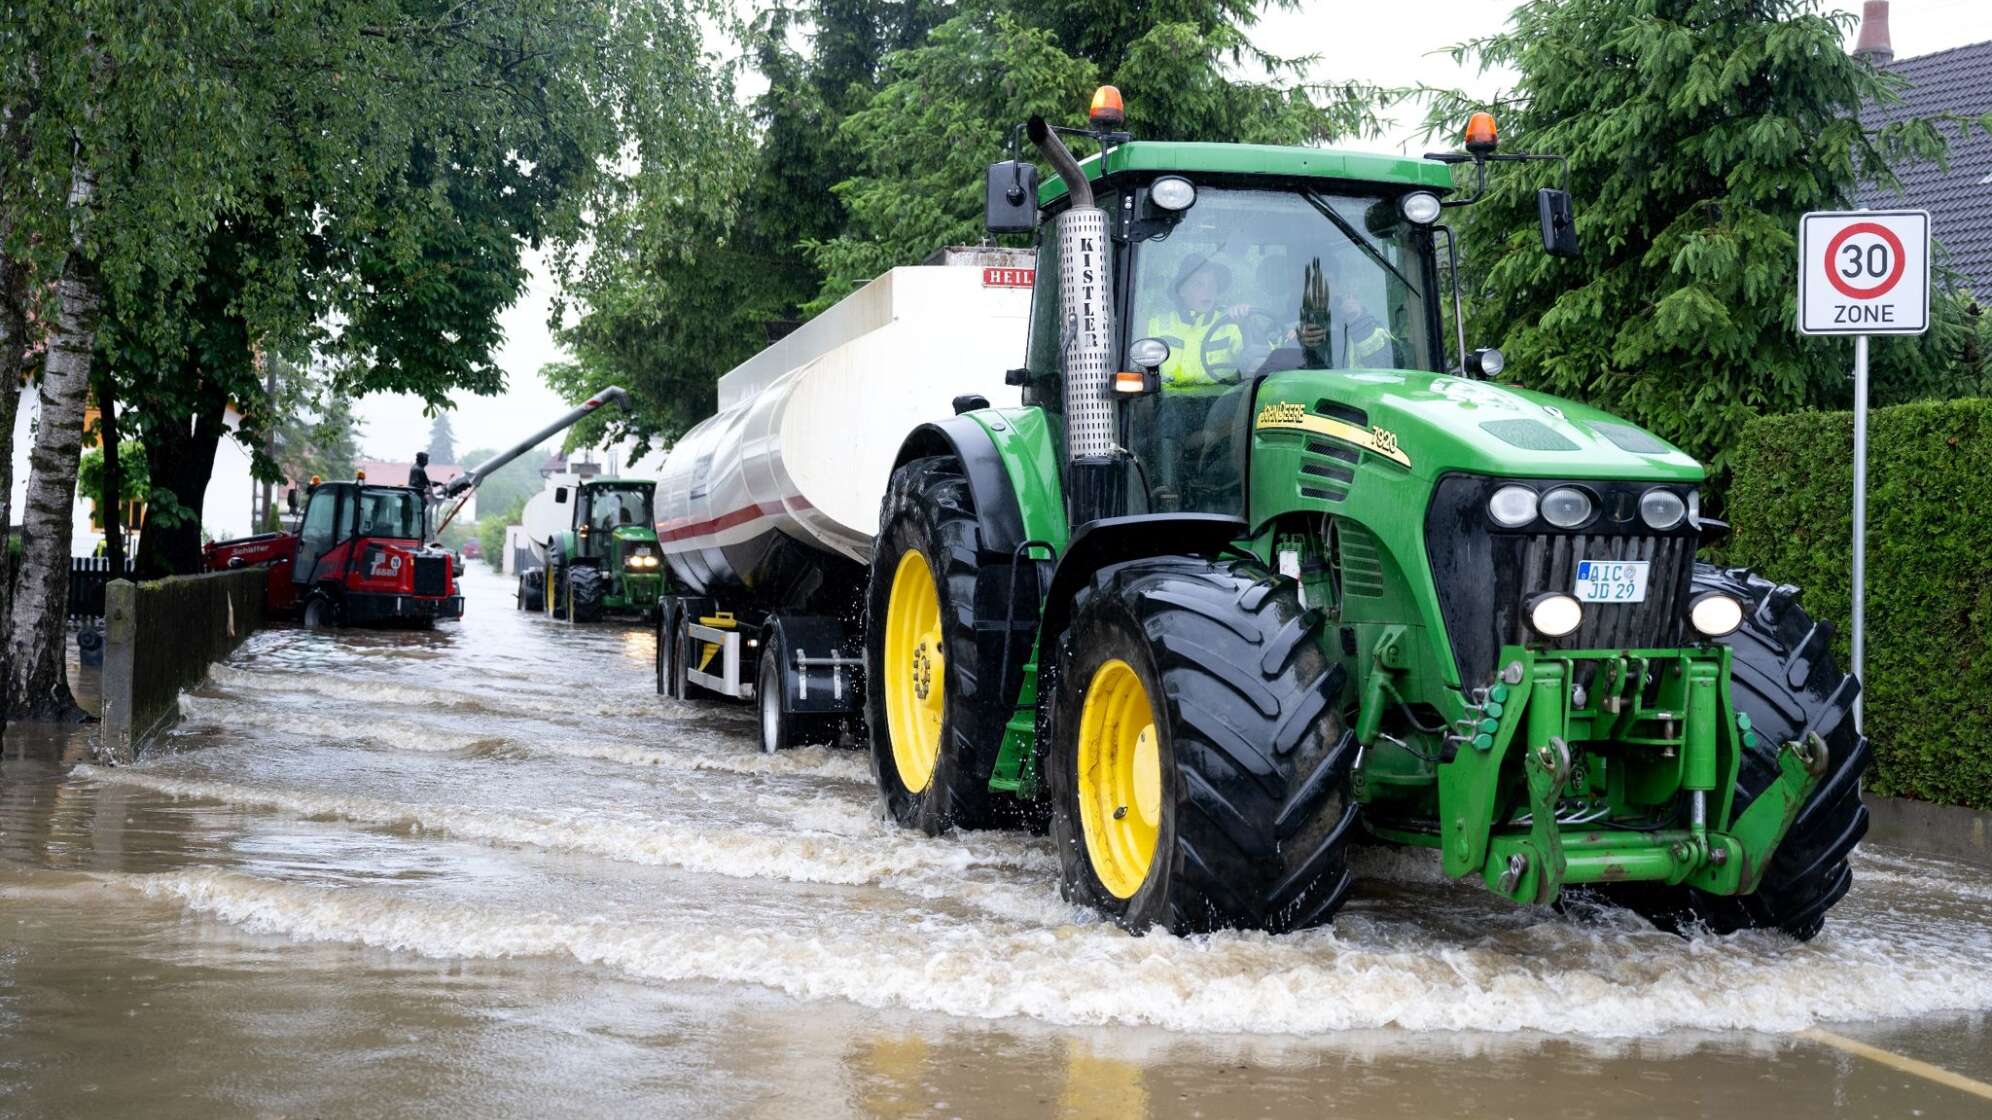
{"left": 1854, "top": 1, "right": 1894, "bottom": 66}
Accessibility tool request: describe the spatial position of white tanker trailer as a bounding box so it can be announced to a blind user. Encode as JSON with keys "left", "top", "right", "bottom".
{"left": 655, "top": 251, "right": 1032, "bottom": 751}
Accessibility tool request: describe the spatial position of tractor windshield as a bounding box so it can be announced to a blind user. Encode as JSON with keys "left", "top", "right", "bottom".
{"left": 587, "top": 486, "right": 654, "bottom": 532}
{"left": 1124, "top": 185, "right": 1437, "bottom": 514}
{"left": 1128, "top": 186, "right": 1436, "bottom": 380}
{"left": 353, "top": 488, "right": 424, "bottom": 540}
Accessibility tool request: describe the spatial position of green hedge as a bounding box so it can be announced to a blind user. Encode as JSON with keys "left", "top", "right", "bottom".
{"left": 1729, "top": 398, "right": 1992, "bottom": 810}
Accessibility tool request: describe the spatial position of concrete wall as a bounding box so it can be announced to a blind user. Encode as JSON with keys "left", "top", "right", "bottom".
{"left": 1867, "top": 796, "right": 1992, "bottom": 871}
{"left": 98, "top": 569, "right": 268, "bottom": 761}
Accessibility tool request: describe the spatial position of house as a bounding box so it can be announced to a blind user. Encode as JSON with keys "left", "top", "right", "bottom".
{"left": 1853, "top": 2, "right": 1992, "bottom": 295}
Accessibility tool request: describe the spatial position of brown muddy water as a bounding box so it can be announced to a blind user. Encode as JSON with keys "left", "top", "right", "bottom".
{"left": 2, "top": 568, "right": 1990, "bottom": 1118}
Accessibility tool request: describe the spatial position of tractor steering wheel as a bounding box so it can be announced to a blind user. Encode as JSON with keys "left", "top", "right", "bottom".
{"left": 1199, "top": 308, "right": 1281, "bottom": 382}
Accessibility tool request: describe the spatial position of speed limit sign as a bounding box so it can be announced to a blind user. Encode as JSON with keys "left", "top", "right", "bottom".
{"left": 1798, "top": 210, "right": 1930, "bottom": 335}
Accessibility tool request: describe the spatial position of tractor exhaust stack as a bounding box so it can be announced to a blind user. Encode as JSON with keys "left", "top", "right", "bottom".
{"left": 1027, "top": 116, "right": 1120, "bottom": 520}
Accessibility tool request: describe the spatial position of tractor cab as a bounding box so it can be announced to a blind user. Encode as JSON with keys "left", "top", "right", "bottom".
{"left": 1113, "top": 181, "right": 1447, "bottom": 514}
{"left": 571, "top": 480, "right": 657, "bottom": 564}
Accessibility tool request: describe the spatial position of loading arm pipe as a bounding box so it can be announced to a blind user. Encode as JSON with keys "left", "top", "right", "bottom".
{"left": 440, "top": 386, "right": 631, "bottom": 499}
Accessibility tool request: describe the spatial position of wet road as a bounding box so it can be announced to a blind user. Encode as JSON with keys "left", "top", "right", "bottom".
{"left": 3, "top": 568, "right": 1991, "bottom": 1118}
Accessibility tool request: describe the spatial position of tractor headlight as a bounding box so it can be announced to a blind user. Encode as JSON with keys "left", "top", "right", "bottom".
{"left": 1639, "top": 488, "right": 1687, "bottom": 530}
{"left": 1527, "top": 593, "right": 1584, "bottom": 638}
{"left": 1149, "top": 176, "right": 1196, "bottom": 211}
{"left": 1488, "top": 485, "right": 1538, "bottom": 528}
{"left": 1689, "top": 592, "right": 1744, "bottom": 638}
{"left": 1541, "top": 486, "right": 1594, "bottom": 529}
{"left": 1400, "top": 191, "right": 1442, "bottom": 225}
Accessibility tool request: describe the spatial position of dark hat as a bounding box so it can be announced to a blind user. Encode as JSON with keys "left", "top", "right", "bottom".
{"left": 1171, "top": 253, "right": 1232, "bottom": 297}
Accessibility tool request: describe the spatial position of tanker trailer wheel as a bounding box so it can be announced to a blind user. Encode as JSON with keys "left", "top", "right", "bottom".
{"left": 665, "top": 605, "right": 681, "bottom": 693}
{"left": 1582, "top": 565, "right": 1869, "bottom": 941}
{"left": 757, "top": 628, "right": 839, "bottom": 753}
{"left": 518, "top": 569, "right": 545, "bottom": 612}
{"left": 1046, "top": 556, "right": 1360, "bottom": 935}
{"left": 669, "top": 602, "right": 724, "bottom": 701}
{"left": 864, "top": 456, "right": 1006, "bottom": 834}
{"left": 567, "top": 565, "right": 605, "bottom": 623}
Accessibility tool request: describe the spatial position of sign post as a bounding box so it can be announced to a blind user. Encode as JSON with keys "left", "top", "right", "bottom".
{"left": 1797, "top": 209, "right": 1930, "bottom": 725}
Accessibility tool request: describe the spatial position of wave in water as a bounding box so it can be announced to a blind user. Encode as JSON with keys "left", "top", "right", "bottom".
{"left": 133, "top": 865, "right": 1992, "bottom": 1037}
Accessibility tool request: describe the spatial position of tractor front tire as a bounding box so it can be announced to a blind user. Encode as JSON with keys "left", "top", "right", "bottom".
{"left": 568, "top": 565, "right": 605, "bottom": 623}
{"left": 302, "top": 593, "right": 338, "bottom": 629}
{"left": 1589, "top": 565, "right": 1870, "bottom": 941}
{"left": 865, "top": 456, "right": 1008, "bottom": 834}
{"left": 1047, "top": 556, "right": 1360, "bottom": 935}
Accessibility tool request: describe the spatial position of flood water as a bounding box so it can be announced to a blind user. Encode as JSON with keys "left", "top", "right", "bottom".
{"left": 3, "top": 568, "right": 1991, "bottom": 1118}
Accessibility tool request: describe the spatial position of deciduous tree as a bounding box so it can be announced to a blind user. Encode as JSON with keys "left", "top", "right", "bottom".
{"left": 1427, "top": 0, "right": 1978, "bottom": 486}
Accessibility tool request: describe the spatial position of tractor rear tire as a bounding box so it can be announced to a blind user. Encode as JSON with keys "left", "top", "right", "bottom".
{"left": 864, "top": 456, "right": 1007, "bottom": 834}
{"left": 1047, "top": 556, "right": 1360, "bottom": 934}
{"left": 1588, "top": 565, "right": 1869, "bottom": 941}
{"left": 568, "top": 565, "right": 605, "bottom": 623}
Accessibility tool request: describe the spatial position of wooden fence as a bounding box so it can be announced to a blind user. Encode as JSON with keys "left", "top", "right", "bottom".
{"left": 68, "top": 556, "right": 138, "bottom": 620}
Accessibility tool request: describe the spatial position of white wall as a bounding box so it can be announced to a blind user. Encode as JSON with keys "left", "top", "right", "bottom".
{"left": 8, "top": 392, "right": 259, "bottom": 556}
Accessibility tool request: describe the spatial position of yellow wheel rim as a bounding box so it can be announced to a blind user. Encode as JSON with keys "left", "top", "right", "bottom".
{"left": 1076, "top": 659, "right": 1163, "bottom": 899}
{"left": 883, "top": 548, "right": 944, "bottom": 793}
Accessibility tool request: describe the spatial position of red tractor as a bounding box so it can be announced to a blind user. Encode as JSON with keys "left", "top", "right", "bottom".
{"left": 205, "top": 478, "right": 463, "bottom": 627}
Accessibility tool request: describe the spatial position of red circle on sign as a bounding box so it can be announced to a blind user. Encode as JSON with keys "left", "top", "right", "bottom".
{"left": 1824, "top": 221, "right": 1906, "bottom": 300}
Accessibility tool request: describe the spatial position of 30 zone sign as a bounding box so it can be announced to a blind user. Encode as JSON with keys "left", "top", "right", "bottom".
{"left": 1798, "top": 210, "right": 1929, "bottom": 335}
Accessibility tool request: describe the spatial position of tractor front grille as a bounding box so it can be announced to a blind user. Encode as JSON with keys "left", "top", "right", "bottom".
{"left": 1424, "top": 474, "right": 1699, "bottom": 686}
{"left": 413, "top": 554, "right": 448, "bottom": 596}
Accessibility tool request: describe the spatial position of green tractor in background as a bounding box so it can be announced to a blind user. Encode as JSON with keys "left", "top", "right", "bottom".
{"left": 864, "top": 91, "right": 1866, "bottom": 939}
{"left": 518, "top": 477, "right": 667, "bottom": 622}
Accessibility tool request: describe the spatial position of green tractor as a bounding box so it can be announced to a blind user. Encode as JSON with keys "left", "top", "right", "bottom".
{"left": 864, "top": 93, "right": 1866, "bottom": 938}
{"left": 520, "top": 477, "right": 667, "bottom": 623}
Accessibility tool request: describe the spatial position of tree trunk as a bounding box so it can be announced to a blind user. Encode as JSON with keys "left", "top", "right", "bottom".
{"left": 96, "top": 373, "right": 123, "bottom": 572}
{"left": 134, "top": 366, "right": 227, "bottom": 578}
{"left": 5, "top": 164, "right": 99, "bottom": 721}
{"left": 0, "top": 250, "right": 27, "bottom": 733}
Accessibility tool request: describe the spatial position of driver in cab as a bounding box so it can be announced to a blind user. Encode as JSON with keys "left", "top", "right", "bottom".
{"left": 1146, "top": 255, "right": 1252, "bottom": 389}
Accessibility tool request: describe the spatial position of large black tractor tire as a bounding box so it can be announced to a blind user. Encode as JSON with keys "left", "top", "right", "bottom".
{"left": 567, "top": 565, "right": 605, "bottom": 623}
{"left": 517, "top": 569, "right": 545, "bottom": 612}
{"left": 1590, "top": 565, "right": 1870, "bottom": 941}
{"left": 864, "top": 456, "right": 1014, "bottom": 834}
{"left": 1046, "top": 556, "right": 1360, "bottom": 935}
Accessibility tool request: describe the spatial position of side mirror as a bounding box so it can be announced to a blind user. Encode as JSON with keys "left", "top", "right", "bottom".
{"left": 554, "top": 486, "right": 569, "bottom": 503}
{"left": 286, "top": 489, "right": 299, "bottom": 515}
{"left": 984, "top": 160, "right": 1039, "bottom": 234}
{"left": 1538, "top": 188, "right": 1580, "bottom": 258}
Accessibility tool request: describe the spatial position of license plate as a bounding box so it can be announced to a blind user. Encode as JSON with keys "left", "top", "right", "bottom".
{"left": 1574, "top": 560, "right": 1649, "bottom": 603}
